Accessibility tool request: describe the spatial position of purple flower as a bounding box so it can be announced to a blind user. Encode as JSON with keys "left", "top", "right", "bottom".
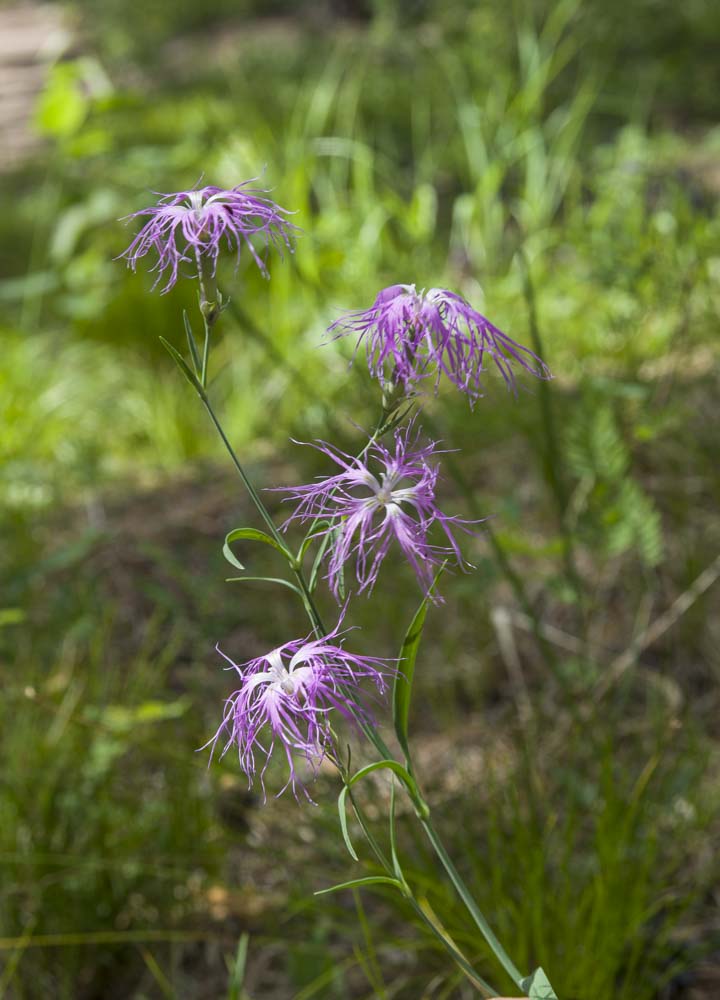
{"left": 329, "top": 283, "right": 551, "bottom": 401}
{"left": 279, "top": 424, "right": 476, "bottom": 599}
{"left": 205, "top": 620, "right": 391, "bottom": 800}
{"left": 120, "top": 182, "right": 298, "bottom": 292}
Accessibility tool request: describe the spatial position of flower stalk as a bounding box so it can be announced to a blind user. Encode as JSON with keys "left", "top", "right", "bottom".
{"left": 185, "top": 314, "right": 528, "bottom": 996}
{"left": 121, "top": 180, "right": 558, "bottom": 999}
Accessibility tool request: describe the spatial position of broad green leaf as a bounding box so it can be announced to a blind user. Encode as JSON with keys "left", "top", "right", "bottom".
{"left": 159, "top": 337, "right": 200, "bottom": 390}
{"left": 223, "top": 527, "right": 292, "bottom": 572}
{"left": 521, "top": 967, "right": 558, "bottom": 999}
{"left": 314, "top": 876, "right": 402, "bottom": 896}
{"left": 392, "top": 567, "right": 444, "bottom": 762}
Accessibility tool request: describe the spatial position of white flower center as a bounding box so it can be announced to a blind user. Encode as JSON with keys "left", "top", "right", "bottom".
{"left": 187, "top": 190, "right": 206, "bottom": 217}
{"left": 400, "top": 283, "right": 427, "bottom": 311}
{"left": 267, "top": 650, "right": 297, "bottom": 696}
{"left": 372, "top": 472, "right": 416, "bottom": 512}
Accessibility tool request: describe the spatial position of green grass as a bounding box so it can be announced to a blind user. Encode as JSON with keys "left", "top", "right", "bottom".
{"left": 0, "top": 612, "right": 222, "bottom": 997}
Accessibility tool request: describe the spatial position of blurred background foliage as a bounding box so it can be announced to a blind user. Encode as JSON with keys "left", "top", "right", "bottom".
{"left": 1, "top": 0, "right": 719, "bottom": 997}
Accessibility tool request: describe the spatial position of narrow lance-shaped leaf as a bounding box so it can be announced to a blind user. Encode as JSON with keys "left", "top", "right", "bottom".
{"left": 183, "top": 311, "right": 202, "bottom": 377}
{"left": 225, "top": 575, "right": 304, "bottom": 598}
{"left": 309, "top": 531, "right": 332, "bottom": 593}
{"left": 314, "top": 876, "right": 403, "bottom": 897}
{"left": 388, "top": 781, "right": 404, "bottom": 882}
{"left": 296, "top": 521, "right": 332, "bottom": 567}
{"left": 337, "top": 785, "right": 359, "bottom": 861}
{"left": 223, "top": 527, "right": 293, "bottom": 572}
{"left": 333, "top": 524, "right": 346, "bottom": 601}
{"left": 337, "top": 759, "right": 426, "bottom": 860}
{"left": 393, "top": 566, "right": 445, "bottom": 764}
{"left": 160, "top": 336, "right": 201, "bottom": 390}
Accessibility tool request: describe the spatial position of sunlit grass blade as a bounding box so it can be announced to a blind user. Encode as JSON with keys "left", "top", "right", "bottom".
{"left": 225, "top": 932, "right": 250, "bottom": 1000}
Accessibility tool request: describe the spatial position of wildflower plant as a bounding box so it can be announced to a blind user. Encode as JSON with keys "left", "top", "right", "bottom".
{"left": 120, "top": 181, "right": 558, "bottom": 999}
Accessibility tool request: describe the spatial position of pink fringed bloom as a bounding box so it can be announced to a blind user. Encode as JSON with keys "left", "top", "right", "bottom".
{"left": 329, "top": 283, "right": 551, "bottom": 400}
{"left": 279, "top": 424, "right": 475, "bottom": 599}
{"left": 120, "top": 182, "right": 298, "bottom": 291}
{"left": 206, "top": 621, "right": 391, "bottom": 799}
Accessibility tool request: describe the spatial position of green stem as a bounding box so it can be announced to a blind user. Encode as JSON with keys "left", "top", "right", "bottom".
{"left": 195, "top": 252, "right": 221, "bottom": 388}
{"left": 195, "top": 383, "right": 396, "bottom": 760}
{"left": 409, "top": 898, "right": 496, "bottom": 998}
{"left": 347, "top": 788, "right": 496, "bottom": 997}
{"left": 196, "top": 387, "right": 285, "bottom": 546}
{"left": 181, "top": 310, "right": 535, "bottom": 996}
{"left": 200, "top": 316, "right": 211, "bottom": 388}
{"left": 420, "top": 814, "right": 525, "bottom": 991}
{"left": 195, "top": 383, "right": 527, "bottom": 987}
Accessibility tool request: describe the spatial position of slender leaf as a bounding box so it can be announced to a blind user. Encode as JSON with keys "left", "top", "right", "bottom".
{"left": 223, "top": 544, "right": 245, "bottom": 572}
{"left": 392, "top": 567, "right": 445, "bottom": 762}
{"left": 226, "top": 575, "right": 303, "bottom": 597}
{"left": 314, "top": 876, "right": 402, "bottom": 896}
{"left": 337, "top": 785, "right": 359, "bottom": 861}
{"left": 183, "top": 311, "right": 202, "bottom": 376}
{"left": 346, "top": 760, "right": 421, "bottom": 798}
{"left": 223, "top": 527, "right": 292, "bottom": 572}
{"left": 159, "top": 336, "right": 200, "bottom": 390}
{"left": 333, "top": 524, "right": 346, "bottom": 601}
{"left": 296, "top": 521, "right": 331, "bottom": 567}
{"left": 309, "top": 531, "right": 332, "bottom": 592}
{"left": 388, "top": 782, "right": 403, "bottom": 882}
{"left": 378, "top": 403, "right": 416, "bottom": 437}
{"left": 337, "top": 759, "right": 425, "bottom": 860}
